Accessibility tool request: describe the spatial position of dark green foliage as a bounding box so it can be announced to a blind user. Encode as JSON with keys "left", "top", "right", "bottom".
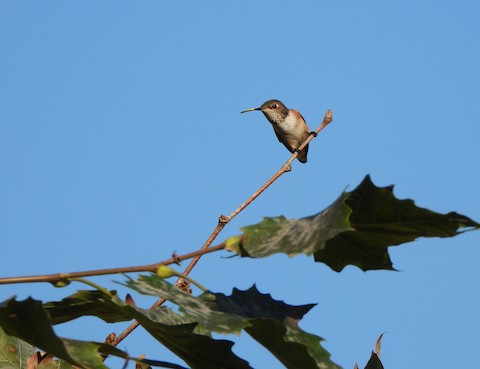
{"left": 227, "top": 175, "right": 479, "bottom": 271}
{"left": 1, "top": 175, "right": 478, "bottom": 368}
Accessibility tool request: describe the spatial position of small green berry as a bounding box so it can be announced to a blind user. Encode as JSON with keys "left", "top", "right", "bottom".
{"left": 156, "top": 265, "right": 176, "bottom": 278}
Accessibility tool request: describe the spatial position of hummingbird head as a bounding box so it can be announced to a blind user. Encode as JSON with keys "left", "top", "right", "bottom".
{"left": 241, "top": 99, "right": 289, "bottom": 125}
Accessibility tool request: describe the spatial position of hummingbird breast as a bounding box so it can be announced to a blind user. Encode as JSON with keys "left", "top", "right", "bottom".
{"left": 272, "top": 109, "right": 310, "bottom": 152}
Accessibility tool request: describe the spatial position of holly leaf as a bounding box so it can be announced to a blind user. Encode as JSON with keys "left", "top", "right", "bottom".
{"left": 226, "top": 175, "right": 479, "bottom": 271}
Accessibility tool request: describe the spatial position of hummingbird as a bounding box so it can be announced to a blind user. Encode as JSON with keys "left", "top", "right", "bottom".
{"left": 241, "top": 99, "right": 313, "bottom": 163}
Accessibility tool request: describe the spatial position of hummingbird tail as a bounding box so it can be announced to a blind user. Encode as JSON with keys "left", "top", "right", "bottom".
{"left": 297, "top": 145, "right": 308, "bottom": 164}
{"left": 297, "top": 153, "right": 308, "bottom": 163}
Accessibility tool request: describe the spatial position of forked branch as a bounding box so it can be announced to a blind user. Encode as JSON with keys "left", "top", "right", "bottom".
{"left": 111, "top": 108, "right": 333, "bottom": 347}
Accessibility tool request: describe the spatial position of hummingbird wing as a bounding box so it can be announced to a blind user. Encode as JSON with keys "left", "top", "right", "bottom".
{"left": 297, "top": 111, "right": 307, "bottom": 125}
{"left": 293, "top": 110, "right": 311, "bottom": 162}
{"left": 272, "top": 127, "right": 295, "bottom": 152}
{"left": 271, "top": 125, "right": 310, "bottom": 163}
{"left": 298, "top": 124, "right": 310, "bottom": 163}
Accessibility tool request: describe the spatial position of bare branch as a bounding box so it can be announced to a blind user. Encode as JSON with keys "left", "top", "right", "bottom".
{"left": 0, "top": 243, "right": 226, "bottom": 285}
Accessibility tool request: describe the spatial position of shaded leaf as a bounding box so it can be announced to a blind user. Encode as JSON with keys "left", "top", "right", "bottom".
{"left": 0, "top": 297, "right": 187, "bottom": 369}
{"left": 364, "top": 352, "right": 384, "bottom": 369}
{"left": 120, "top": 308, "right": 252, "bottom": 369}
{"left": 212, "top": 286, "right": 340, "bottom": 369}
{"left": 126, "top": 276, "right": 340, "bottom": 369}
{"left": 316, "top": 175, "right": 479, "bottom": 271}
{"left": 44, "top": 290, "right": 132, "bottom": 325}
{"left": 0, "top": 326, "right": 35, "bottom": 369}
{"left": 0, "top": 297, "right": 114, "bottom": 368}
{"left": 123, "top": 275, "right": 251, "bottom": 334}
{"left": 226, "top": 193, "right": 352, "bottom": 258}
{"left": 226, "top": 175, "right": 479, "bottom": 271}
{"left": 42, "top": 288, "right": 252, "bottom": 369}
{"left": 362, "top": 335, "right": 386, "bottom": 369}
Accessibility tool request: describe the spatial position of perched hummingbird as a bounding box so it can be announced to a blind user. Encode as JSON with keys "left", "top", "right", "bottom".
{"left": 241, "top": 99, "right": 312, "bottom": 163}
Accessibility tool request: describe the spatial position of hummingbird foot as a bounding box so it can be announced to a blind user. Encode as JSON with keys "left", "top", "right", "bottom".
{"left": 309, "top": 131, "right": 318, "bottom": 137}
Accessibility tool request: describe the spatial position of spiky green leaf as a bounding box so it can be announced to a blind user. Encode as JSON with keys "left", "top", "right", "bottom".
{"left": 0, "top": 297, "right": 189, "bottom": 369}
{"left": 226, "top": 175, "right": 479, "bottom": 271}
{"left": 126, "top": 276, "right": 340, "bottom": 369}
{"left": 43, "top": 287, "right": 252, "bottom": 369}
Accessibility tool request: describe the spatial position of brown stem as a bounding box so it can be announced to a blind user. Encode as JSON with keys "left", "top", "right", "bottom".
{"left": 0, "top": 244, "right": 226, "bottom": 285}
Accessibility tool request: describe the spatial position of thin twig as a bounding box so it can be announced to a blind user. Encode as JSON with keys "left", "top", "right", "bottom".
{"left": 0, "top": 243, "right": 226, "bottom": 285}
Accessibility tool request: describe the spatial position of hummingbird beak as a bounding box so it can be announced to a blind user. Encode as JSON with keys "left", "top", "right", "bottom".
{"left": 240, "top": 107, "right": 260, "bottom": 114}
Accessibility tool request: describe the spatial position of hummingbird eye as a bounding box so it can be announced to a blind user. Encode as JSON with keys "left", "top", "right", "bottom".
{"left": 271, "top": 103, "right": 278, "bottom": 109}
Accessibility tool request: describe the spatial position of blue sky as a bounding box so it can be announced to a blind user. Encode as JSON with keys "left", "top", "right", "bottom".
{"left": 1, "top": 1, "right": 479, "bottom": 368}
